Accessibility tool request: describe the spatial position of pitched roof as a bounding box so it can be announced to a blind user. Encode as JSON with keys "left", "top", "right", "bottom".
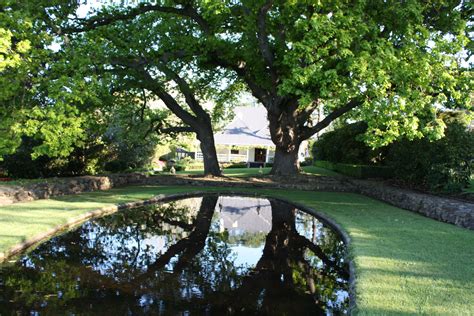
{"left": 214, "top": 106, "right": 274, "bottom": 147}
{"left": 217, "top": 196, "right": 272, "bottom": 234}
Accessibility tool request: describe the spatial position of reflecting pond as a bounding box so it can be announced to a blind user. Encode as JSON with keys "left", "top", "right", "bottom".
{"left": 0, "top": 194, "right": 350, "bottom": 315}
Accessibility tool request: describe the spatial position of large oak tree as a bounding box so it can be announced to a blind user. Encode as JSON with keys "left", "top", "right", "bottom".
{"left": 62, "top": 0, "right": 472, "bottom": 175}
{"left": 3, "top": 1, "right": 472, "bottom": 176}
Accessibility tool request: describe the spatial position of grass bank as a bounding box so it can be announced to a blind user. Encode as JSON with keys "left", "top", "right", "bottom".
{"left": 177, "top": 165, "right": 341, "bottom": 177}
{"left": 1, "top": 185, "right": 473, "bottom": 315}
{"left": 0, "top": 166, "right": 339, "bottom": 186}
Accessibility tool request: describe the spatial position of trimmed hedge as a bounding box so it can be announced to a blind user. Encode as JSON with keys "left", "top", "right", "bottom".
{"left": 314, "top": 160, "right": 393, "bottom": 179}
{"left": 222, "top": 162, "right": 248, "bottom": 169}
{"left": 182, "top": 162, "right": 205, "bottom": 170}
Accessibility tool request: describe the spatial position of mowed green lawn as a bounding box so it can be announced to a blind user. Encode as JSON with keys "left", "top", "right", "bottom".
{"left": 0, "top": 166, "right": 339, "bottom": 186}
{"left": 178, "top": 165, "right": 341, "bottom": 177}
{"left": 0, "top": 185, "right": 473, "bottom": 315}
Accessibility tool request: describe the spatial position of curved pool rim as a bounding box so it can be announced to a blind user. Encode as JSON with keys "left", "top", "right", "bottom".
{"left": 1, "top": 190, "right": 357, "bottom": 313}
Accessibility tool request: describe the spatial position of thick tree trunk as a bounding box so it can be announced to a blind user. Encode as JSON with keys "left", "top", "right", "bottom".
{"left": 267, "top": 104, "right": 302, "bottom": 176}
{"left": 270, "top": 146, "right": 301, "bottom": 175}
{"left": 197, "top": 128, "right": 222, "bottom": 177}
{"left": 136, "top": 195, "right": 218, "bottom": 280}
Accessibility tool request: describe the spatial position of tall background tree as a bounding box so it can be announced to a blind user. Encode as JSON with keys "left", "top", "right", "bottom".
{"left": 63, "top": 0, "right": 472, "bottom": 175}
{"left": 1, "top": 1, "right": 232, "bottom": 177}
{"left": 2, "top": 1, "right": 472, "bottom": 176}
{"left": 0, "top": 1, "right": 113, "bottom": 165}
{"left": 0, "top": 1, "right": 81, "bottom": 159}
{"left": 60, "top": 6, "right": 243, "bottom": 176}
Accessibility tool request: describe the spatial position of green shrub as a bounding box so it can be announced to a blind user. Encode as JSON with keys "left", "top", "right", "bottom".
{"left": 103, "top": 160, "right": 129, "bottom": 173}
{"left": 185, "top": 161, "right": 205, "bottom": 170}
{"left": 2, "top": 133, "right": 157, "bottom": 178}
{"left": 314, "top": 160, "right": 336, "bottom": 170}
{"left": 173, "top": 157, "right": 194, "bottom": 171}
{"left": 387, "top": 121, "right": 474, "bottom": 192}
{"left": 314, "top": 160, "right": 393, "bottom": 179}
{"left": 300, "top": 157, "right": 313, "bottom": 167}
{"left": 174, "top": 165, "right": 185, "bottom": 171}
{"left": 312, "top": 122, "right": 386, "bottom": 165}
{"left": 1, "top": 138, "right": 53, "bottom": 178}
{"left": 359, "top": 165, "right": 394, "bottom": 179}
{"left": 222, "top": 162, "right": 248, "bottom": 169}
{"left": 1, "top": 137, "right": 106, "bottom": 178}
{"left": 313, "top": 112, "right": 473, "bottom": 192}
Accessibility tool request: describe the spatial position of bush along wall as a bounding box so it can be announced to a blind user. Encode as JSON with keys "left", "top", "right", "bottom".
{"left": 312, "top": 122, "right": 387, "bottom": 165}
{"left": 312, "top": 112, "right": 474, "bottom": 193}
{"left": 314, "top": 160, "right": 393, "bottom": 179}
{"left": 386, "top": 121, "right": 474, "bottom": 193}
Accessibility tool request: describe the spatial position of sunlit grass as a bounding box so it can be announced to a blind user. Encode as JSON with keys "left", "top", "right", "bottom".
{"left": 0, "top": 166, "right": 339, "bottom": 187}
{"left": 177, "top": 165, "right": 341, "bottom": 177}
{"left": 1, "top": 185, "right": 473, "bottom": 315}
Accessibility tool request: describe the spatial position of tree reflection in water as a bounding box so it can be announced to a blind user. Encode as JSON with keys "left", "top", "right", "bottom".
{"left": 0, "top": 195, "right": 349, "bottom": 315}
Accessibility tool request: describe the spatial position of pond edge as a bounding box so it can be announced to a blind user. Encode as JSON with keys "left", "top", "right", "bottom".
{"left": 0, "top": 190, "right": 357, "bottom": 314}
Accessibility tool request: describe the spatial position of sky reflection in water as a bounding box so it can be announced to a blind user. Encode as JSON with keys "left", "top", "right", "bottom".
{"left": 0, "top": 195, "right": 349, "bottom": 315}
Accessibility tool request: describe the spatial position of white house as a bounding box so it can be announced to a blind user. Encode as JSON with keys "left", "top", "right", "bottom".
{"left": 195, "top": 106, "right": 309, "bottom": 164}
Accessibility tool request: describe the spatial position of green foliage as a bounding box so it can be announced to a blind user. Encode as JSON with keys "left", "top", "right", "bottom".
{"left": 222, "top": 162, "right": 248, "bottom": 169}
{"left": 196, "top": 0, "right": 471, "bottom": 146}
{"left": 314, "top": 112, "right": 473, "bottom": 191}
{"left": 182, "top": 160, "right": 205, "bottom": 171}
{"left": 314, "top": 160, "right": 393, "bottom": 179}
{"left": 312, "top": 122, "right": 386, "bottom": 165}
{"left": 227, "top": 232, "right": 267, "bottom": 248}
{"left": 1, "top": 1, "right": 472, "bottom": 177}
{"left": 387, "top": 120, "right": 474, "bottom": 192}
{"left": 0, "top": 1, "right": 102, "bottom": 160}
{"left": 174, "top": 157, "right": 200, "bottom": 171}
{"left": 300, "top": 157, "right": 314, "bottom": 167}
{"left": 0, "top": 2, "right": 171, "bottom": 167}
{"left": 39, "top": 0, "right": 470, "bottom": 165}
{"left": 0, "top": 91, "right": 165, "bottom": 177}
{"left": 0, "top": 135, "right": 108, "bottom": 179}
{"left": 1, "top": 138, "right": 55, "bottom": 179}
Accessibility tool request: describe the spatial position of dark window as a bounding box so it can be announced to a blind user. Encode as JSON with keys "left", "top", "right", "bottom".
{"left": 231, "top": 149, "right": 239, "bottom": 154}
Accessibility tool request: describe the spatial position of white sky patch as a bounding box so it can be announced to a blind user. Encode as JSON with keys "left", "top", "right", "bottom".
{"left": 77, "top": 0, "right": 158, "bottom": 18}
{"left": 48, "top": 41, "right": 61, "bottom": 52}
{"left": 76, "top": 4, "right": 94, "bottom": 18}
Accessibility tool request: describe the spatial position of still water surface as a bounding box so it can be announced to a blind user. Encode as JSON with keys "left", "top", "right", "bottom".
{"left": 0, "top": 195, "right": 349, "bottom": 315}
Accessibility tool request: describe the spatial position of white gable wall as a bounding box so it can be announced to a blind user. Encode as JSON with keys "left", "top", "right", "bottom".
{"left": 194, "top": 106, "right": 311, "bottom": 164}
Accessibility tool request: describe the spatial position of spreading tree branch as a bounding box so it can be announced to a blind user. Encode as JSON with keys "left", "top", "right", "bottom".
{"left": 300, "top": 99, "right": 362, "bottom": 140}
{"left": 256, "top": 0, "right": 278, "bottom": 88}
{"left": 138, "top": 68, "right": 199, "bottom": 128}
{"left": 109, "top": 57, "right": 200, "bottom": 129}
{"left": 160, "top": 126, "right": 194, "bottom": 134}
{"left": 207, "top": 51, "right": 272, "bottom": 107}
{"left": 61, "top": 3, "right": 210, "bottom": 34}
{"left": 156, "top": 63, "right": 209, "bottom": 121}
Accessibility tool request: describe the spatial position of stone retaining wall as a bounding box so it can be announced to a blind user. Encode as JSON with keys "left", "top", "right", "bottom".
{"left": 143, "top": 174, "right": 356, "bottom": 192}
{"left": 0, "top": 173, "right": 147, "bottom": 205}
{"left": 141, "top": 176, "right": 474, "bottom": 229}
{"left": 353, "top": 180, "right": 474, "bottom": 230}
{"left": 0, "top": 173, "right": 472, "bottom": 230}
